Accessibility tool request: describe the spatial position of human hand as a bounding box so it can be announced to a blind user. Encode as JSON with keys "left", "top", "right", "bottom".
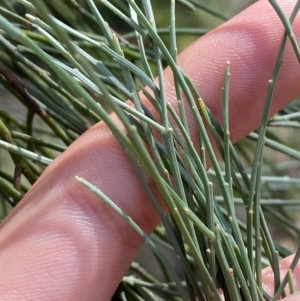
{"left": 1, "top": 0, "right": 300, "bottom": 300}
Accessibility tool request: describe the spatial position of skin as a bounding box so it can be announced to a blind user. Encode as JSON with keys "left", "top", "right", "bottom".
{"left": 0, "top": 0, "right": 300, "bottom": 300}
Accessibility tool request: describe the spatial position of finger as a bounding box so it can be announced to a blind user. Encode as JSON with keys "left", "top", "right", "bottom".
{"left": 162, "top": 0, "right": 300, "bottom": 145}
{"left": 0, "top": 1, "right": 300, "bottom": 300}
{"left": 281, "top": 292, "right": 300, "bottom": 301}
{"left": 262, "top": 254, "right": 300, "bottom": 298}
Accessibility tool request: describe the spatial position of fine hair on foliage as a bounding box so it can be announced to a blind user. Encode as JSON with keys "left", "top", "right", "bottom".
{"left": 0, "top": 1, "right": 300, "bottom": 300}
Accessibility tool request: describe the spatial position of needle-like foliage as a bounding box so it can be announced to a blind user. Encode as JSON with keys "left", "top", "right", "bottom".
{"left": 0, "top": 1, "right": 300, "bottom": 300}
